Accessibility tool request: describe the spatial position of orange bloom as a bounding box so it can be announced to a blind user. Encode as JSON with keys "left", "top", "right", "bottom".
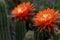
{"left": 11, "top": 2, "right": 35, "bottom": 21}
{"left": 33, "top": 8, "right": 60, "bottom": 32}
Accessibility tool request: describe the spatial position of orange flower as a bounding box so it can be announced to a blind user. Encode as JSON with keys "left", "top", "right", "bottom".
{"left": 11, "top": 2, "right": 35, "bottom": 21}
{"left": 33, "top": 8, "right": 60, "bottom": 32}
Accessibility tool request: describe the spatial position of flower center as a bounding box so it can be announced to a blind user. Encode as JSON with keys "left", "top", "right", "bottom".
{"left": 17, "top": 6, "right": 27, "bottom": 13}
{"left": 40, "top": 14, "right": 52, "bottom": 21}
